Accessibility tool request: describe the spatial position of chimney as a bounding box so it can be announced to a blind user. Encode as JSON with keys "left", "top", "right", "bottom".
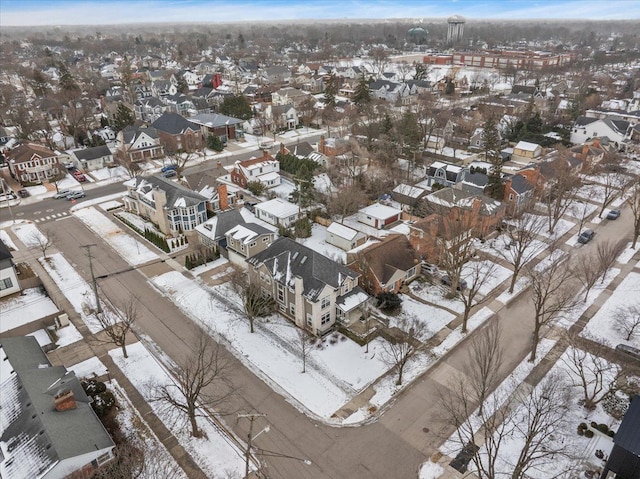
{"left": 593, "top": 137, "right": 600, "bottom": 148}
{"left": 54, "top": 390, "right": 77, "bottom": 411}
{"left": 279, "top": 142, "right": 285, "bottom": 155}
{"left": 319, "top": 135, "right": 325, "bottom": 155}
{"left": 218, "top": 184, "right": 229, "bottom": 211}
{"left": 262, "top": 149, "right": 269, "bottom": 159}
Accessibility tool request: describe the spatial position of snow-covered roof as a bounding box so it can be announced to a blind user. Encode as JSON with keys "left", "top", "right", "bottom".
{"left": 392, "top": 184, "right": 425, "bottom": 199}
{"left": 360, "top": 203, "right": 402, "bottom": 220}
{"left": 514, "top": 141, "right": 541, "bottom": 152}
{"left": 336, "top": 287, "right": 369, "bottom": 313}
{"left": 327, "top": 222, "right": 361, "bottom": 241}
{"left": 227, "top": 224, "right": 262, "bottom": 244}
{"left": 257, "top": 171, "right": 280, "bottom": 182}
{"left": 255, "top": 198, "right": 299, "bottom": 218}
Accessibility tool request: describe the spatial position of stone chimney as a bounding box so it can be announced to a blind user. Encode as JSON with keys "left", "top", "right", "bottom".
{"left": 218, "top": 184, "right": 229, "bottom": 211}
{"left": 54, "top": 390, "right": 77, "bottom": 411}
{"left": 319, "top": 135, "right": 325, "bottom": 155}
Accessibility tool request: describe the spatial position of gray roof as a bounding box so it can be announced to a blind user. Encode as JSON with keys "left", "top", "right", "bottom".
{"left": 614, "top": 395, "right": 640, "bottom": 455}
{"left": 0, "top": 337, "right": 114, "bottom": 478}
{"left": 132, "top": 175, "right": 207, "bottom": 209}
{"left": 122, "top": 125, "right": 158, "bottom": 144}
{"left": 248, "top": 237, "right": 358, "bottom": 301}
{"left": 188, "top": 113, "right": 244, "bottom": 128}
{"left": 603, "top": 118, "right": 630, "bottom": 135}
{"left": 509, "top": 174, "right": 534, "bottom": 195}
{"left": 136, "top": 96, "right": 164, "bottom": 108}
{"left": 0, "top": 238, "right": 13, "bottom": 261}
{"left": 291, "top": 141, "right": 314, "bottom": 158}
{"left": 73, "top": 145, "right": 112, "bottom": 161}
{"left": 151, "top": 112, "right": 200, "bottom": 135}
{"left": 574, "top": 116, "right": 599, "bottom": 127}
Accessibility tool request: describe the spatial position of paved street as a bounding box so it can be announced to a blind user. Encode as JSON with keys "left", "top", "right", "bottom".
{"left": 3, "top": 189, "right": 638, "bottom": 479}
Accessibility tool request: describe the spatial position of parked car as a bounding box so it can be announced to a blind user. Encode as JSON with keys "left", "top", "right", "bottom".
{"left": 53, "top": 189, "right": 71, "bottom": 199}
{"left": 17, "top": 189, "right": 30, "bottom": 198}
{"left": 577, "top": 229, "right": 595, "bottom": 244}
{"left": 66, "top": 191, "right": 86, "bottom": 200}
{"left": 606, "top": 209, "right": 621, "bottom": 220}
{"left": 162, "top": 169, "right": 177, "bottom": 178}
{"left": 73, "top": 171, "right": 87, "bottom": 182}
{"left": 161, "top": 164, "right": 178, "bottom": 173}
{"left": 421, "top": 262, "right": 438, "bottom": 275}
{"left": 440, "top": 275, "right": 467, "bottom": 290}
{"left": 244, "top": 201, "right": 257, "bottom": 212}
{"left": 616, "top": 344, "right": 640, "bottom": 363}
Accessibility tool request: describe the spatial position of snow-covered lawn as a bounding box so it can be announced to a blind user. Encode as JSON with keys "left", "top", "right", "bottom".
{"left": 0, "top": 229, "right": 18, "bottom": 250}
{"left": 481, "top": 235, "right": 548, "bottom": 267}
{"left": 190, "top": 256, "right": 229, "bottom": 276}
{"left": 383, "top": 295, "right": 455, "bottom": 339}
{"left": 24, "top": 184, "right": 48, "bottom": 196}
{"left": 74, "top": 207, "right": 158, "bottom": 265}
{"left": 576, "top": 183, "right": 608, "bottom": 204}
{"left": 110, "top": 379, "right": 188, "bottom": 479}
{"left": 39, "top": 252, "right": 113, "bottom": 333}
{"left": 617, "top": 242, "right": 638, "bottom": 264}
{"left": 270, "top": 177, "right": 296, "bottom": 200}
{"left": 110, "top": 342, "right": 247, "bottom": 478}
{"left": 536, "top": 217, "right": 575, "bottom": 239}
{"left": 115, "top": 210, "right": 156, "bottom": 233}
{"left": 581, "top": 272, "right": 640, "bottom": 348}
{"left": 90, "top": 166, "right": 130, "bottom": 182}
{"left": 409, "top": 279, "right": 464, "bottom": 314}
{"left": 0, "top": 287, "right": 59, "bottom": 333}
{"left": 151, "top": 271, "right": 390, "bottom": 419}
{"left": 296, "top": 223, "right": 347, "bottom": 263}
{"left": 68, "top": 355, "right": 108, "bottom": 379}
{"left": 462, "top": 260, "right": 512, "bottom": 296}
{"left": 98, "top": 200, "right": 123, "bottom": 211}
{"left": 51, "top": 323, "right": 83, "bottom": 347}
{"left": 566, "top": 200, "right": 599, "bottom": 220}
{"left": 419, "top": 460, "right": 445, "bottom": 479}
{"left": 11, "top": 222, "right": 46, "bottom": 247}
{"left": 432, "top": 307, "right": 495, "bottom": 358}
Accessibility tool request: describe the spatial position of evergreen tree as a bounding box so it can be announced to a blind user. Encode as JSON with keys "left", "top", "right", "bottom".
{"left": 482, "top": 116, "right": 504, "bottom": 200}
{"left": 353, "top": 72, "right": 370, "bottom": 107}
{"left": 381, "top": 113, "right": 394, "bottom": 135}
{"left": 399, "top": 110, "right": 421, "bottom": 156}
{"left": 58, "top": 62, "right": 79, "bottom": 92}
{"left": 445, "top": 78, "right": 455, "bottom": 96}
{"left": 219, "top": 94, "right": 252, "bottom": 120}
{"left": 113, "top": 103, "right": 135, "bottom": 131}
{"left": 323, "top": 72, "right": 337, "bottom": 108}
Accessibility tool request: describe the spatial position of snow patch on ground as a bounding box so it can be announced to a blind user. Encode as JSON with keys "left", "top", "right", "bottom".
{"left": 419, "top": 460, "right": 445, "bottom": 479}
{"left": 11, "top": 222, "right": 46, "bottom": 247}
{"left": 52, "top": 323, "right": 83, "bottom": 347}
{"left": 0, "top": 287, "right": 59, "bottom": 333}
{"left": 617, "top": 243, "right": 637, "bottom": 264}
{"left": 0, "top": 229, "right": 18, "bottom": 250}
{"left": 68, "top": 356, "right": 108, "bottom": 379}
{"left": 296, "top": 223, "right": 347, "bottom": 264}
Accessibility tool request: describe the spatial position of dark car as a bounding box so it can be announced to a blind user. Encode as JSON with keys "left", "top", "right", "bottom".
{"left": 162, "top": 169, "right": 177, "bottom": 178}
{"left": 441, "top": 275, "right": 467, "bottom": 290}
{"left": 161, "top": 164, "right": 178, "bottom": 173}
{"left": 616, "top": 344, "right": 640, "bottom": 363}
{"left": 577, "top": 229, "right": 595, "bottom": 244}
{"left": 606, "top": 209, "right": 621, "bottom": 220}
{"left": 17, "top": 189, "right": 30, "bottom": 198}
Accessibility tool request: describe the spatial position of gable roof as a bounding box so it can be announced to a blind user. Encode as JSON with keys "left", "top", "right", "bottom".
{"left": 514, "top": 140, "right": 541, "bottom": 152}
{"left": 0, "top": 239, "right": 13, "bottom": 261}
{"left": 614, "top": 395, "right": 640, "bottom": 456}
{"left": 356, "top": 235, "right": 420, "bottom": 284}
{"left": 248, "top": 237, "right": 358, "bottom": 301}
{"left": 426, "top": 187, "right": 503, "bottom": 216}
{"left": 122, "top": 125, "right": 158, "bottom": 144}
{"left": 427, "top": 161, "right": 463, "bottom": 183}
{"left": 509, "top": 174, "right": 534, "bottom": 195}
{"left": 289, "top": 141, "right": 314, "bottom": 158}
{"left": 188, "top": 113, "right": 244, "bottom": 128}
{"left": 129, "top": 175, "right": 207, "bottom": 209}
{"left": 151, "top": 112, "right": 200, "bottom": 135}
{"left": 255, "top": 198, "right": 298, "bottom": 218}
{"left": 8, "top": 143, "right": 58, "bottom": 164}
{"left": 72, "top": 145, "right": 112, "bottom": 161}
{"left": 574, "top": 116, "right": 599, "bottom": 127}
{"left": 327, "top": 222, "right": 361, "bottom": 241}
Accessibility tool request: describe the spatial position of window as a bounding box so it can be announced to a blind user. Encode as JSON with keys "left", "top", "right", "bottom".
{"left": 306, "top": 314, "right": 313, "bottom": 327}
{"left": 250, "top": 242, "right": 256, "bottom": 248}
{"left": 321, "top": 296, "right": 330, "bottom": 309}
{"left": 263, "top": 237, "right": 270, "bottom": 243}
{"left": 0, "top": 278, "right": 13, "bottom": 290}
{"left": 321, "top": 312, "right": 331, "bottom": 325}
{"left": 406, "top": 266, "right": 416, "bottom": 279}
{"left": 509, "top": 193, "right": 514, "bottom": 201}
{"left": 290, "top": 303, "right": 295, "bottom": 315}
{"left": 277, "top": 284, "right": 284, "bottom": 302}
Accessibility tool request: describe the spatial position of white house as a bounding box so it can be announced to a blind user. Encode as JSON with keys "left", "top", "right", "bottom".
{"left": 0, "top": 239, "right": 20, "bottom": 298}
{"left": 69, "top": 145, "right": 113, "bottom": 171}
{"left": 358, "top": 203, "right": 403, "bottom": 229}
{"left": 570, "top": 117, "right": 630, "bottom": 148}
{"left": 326, "top": 222, "right": 367, "bottom": 251}
{"left": 512, "top": 141, "right": 543, "bottom": 162}
{"left": 230, "top": 152, "right": 281, "bottom": 189}
{"left": 254, "top": 198, "right": 300, "bottom": 227}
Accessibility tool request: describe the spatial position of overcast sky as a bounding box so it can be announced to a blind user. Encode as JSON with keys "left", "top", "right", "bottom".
{"left": 2, "top": 0, "right": 640, "bottom": 26}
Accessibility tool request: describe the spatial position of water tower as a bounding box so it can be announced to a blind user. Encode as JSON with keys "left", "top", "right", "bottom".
{"left": 447, "top": 15, "right": 465, "bottom": 44}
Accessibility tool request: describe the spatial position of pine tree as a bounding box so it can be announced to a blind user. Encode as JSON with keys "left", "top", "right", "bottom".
{"left": 353, "top": 72, "right": 370, "bottom": 107}
{"left": 323, "top": 72, "right": 337, "bottom": 108}
{"left": 113, "top": 103, "right": 135, "bottom": 131}
{"left": 482, "top": 116, "right": 504, "bottom": 200}
{"left": 58, "top": 62, "right": 79, "bottom": 92}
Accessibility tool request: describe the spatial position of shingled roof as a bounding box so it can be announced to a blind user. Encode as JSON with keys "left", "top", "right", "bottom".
{"left": 151, "top": 112, "right": 200, "bottom": 135}
{"left": 129, "top": 175, "right": 207, "bottom": 209}
{"left": 354, "top": 234, "right": 420, "bottom": 285}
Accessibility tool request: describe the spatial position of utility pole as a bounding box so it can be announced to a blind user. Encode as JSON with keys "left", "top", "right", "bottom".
{"left": 81, "top": 244, "right": 102, "bottom": 314}
{"left": 238, "top": 412, "right": 267, "bottom": 479}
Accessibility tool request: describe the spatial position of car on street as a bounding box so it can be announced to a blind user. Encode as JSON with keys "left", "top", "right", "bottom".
{"left": 606, "top": 209, "right": 620, "bottom": 220}
{"left": 53, "top": 189, "right": 71, "bottom": 199}
{"left": 17, "top": 189, "right": 30, "bottom": 198}
{"left": 162, "top": 169, "right": 177, "bottom": 178}
{"left": 577, "top": 229, "right": 595, "bottom": 244}
{"left": 66, "top": 191, "right": 86, "bottom": 200}
{"left": 440, "top": 274, "right": 467, "bottom": 290}
{"left": 616, "top": 344, "right": 640, "bottom": 364}
{"left": 161, "top": 164, "right": 178, "bottom": 173}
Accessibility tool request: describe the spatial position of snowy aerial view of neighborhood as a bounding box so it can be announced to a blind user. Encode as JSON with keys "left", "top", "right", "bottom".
{"left": 1, "top": 1, "right": 640, "bottom": 478}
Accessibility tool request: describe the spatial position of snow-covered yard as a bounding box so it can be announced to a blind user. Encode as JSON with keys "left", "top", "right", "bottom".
{"left": 74, "top": 207, "right": 159, "bottom": 265}
{"left": 90, "top": 166, "right": 130, "bottom": 182}
{"left": 11, "top": 222, "right": 47, "bottom": 247}
{"left": 581, "top": 272, "right": 640, "bottom": 348}
{"left": 68, "top": 355, "right": 109, "bottom": 379}
{"left": 0, "top": 287, "right": 59, "bottom": 333}
{"left": 383, "top": 294, "right": 456, "bottom": 339}
{"left": 410, "top": 279, "right": 464, "bottom": 314}
{"left": 296, "top": 223, "right": 347, "bottom": 263}
{"left": 110, "top": 342, "right": 247, "bottom": 478}
{"left": 151, "top": 272, "right": 390, "bottom": 419}
{"left": 536, "top": 217, "right": 576, "bottom": 239}
{"left": 51, "top": 322, "right": 83, "bottom": 347}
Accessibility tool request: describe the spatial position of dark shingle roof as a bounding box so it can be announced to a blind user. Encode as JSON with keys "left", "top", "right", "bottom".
{"left": 151, "top": 113, "right": 199, "bottom": 135}
{"left": 0, "top": 238, "right": 13, "bottom": 261}
{"left": 614, "top": 395, "right": 640, "bottom": 455}
{"left": 248, "top": 237, "right": 358, "bottom": 301}
{"left": 510, "top": 174, "right": 534, "bottom": 195}
{"left": 574, "top": 116, "right": 599, "bottom": 127}
{"left": 356, "top": 235, "right": 420, "bottom": 284}
{"left": 73, "top": 145, "right": 112, "bottom": 161}
{"left": 133, "top": 175, "right": 207, "bottom": 209}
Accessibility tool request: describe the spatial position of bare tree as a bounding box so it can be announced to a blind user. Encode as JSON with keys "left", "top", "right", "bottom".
{"left": 539, "top": 155, "right": 582, "bottom": 235}
{"left": 436, "top": 214, "right": 477, "bottom": 294}
{"left": 295, "top": 327, "right": 313, "bottom": 373}
{"left": 368, "top": 47, "right": 389, "bottom": 78}
{"left": 571, "top": 200, "right": 592, "bottom": 235}
{"left": 595, "top": 167, "right": 630, "bottom": 219}
{"left": 494, "top": 213, "right": 546, "bottom": 294}
{"left": 93, "top": 297, "right": 137, "bottom": 359}
{"left": 150, "top": 333, "right": 236, "bottom": 437}
{"left": 31, "top": 227, "right": 55, "bottom": 259}
{"left": 614, "top": 305, "right": 640, "bottom": 342}
{"left": 596, "top": 239, "right": 626, "bottom": 284}
{"left": 467, "top": 321, "right": 503, "bottom": 416}
{"left": 571, "top": 250, "right": 605, "bottom": 302}
{"left": 326, "top": 184, "right": 368, "bottom": 223}
{"left": 381, "top": 314, "right": 427, "bottom": 385}
{"left": 627, "top": 176, "right": 640, "bottom": 249}
{"left": 451, "top": 258, "right": 498, "bottom": 333}
{"left": 562, "top": 335, "right": 626, "bottom": 410}
{"left": 228, "top": 266, "right": 275, "bottom": 333}
{"left": 527, "top": 252, "right": 577, "bottom": 362}
{"left": 115, "top": 148, "right": 142, "bottom": 179}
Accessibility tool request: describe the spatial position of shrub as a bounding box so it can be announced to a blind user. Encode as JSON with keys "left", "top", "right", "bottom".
{"left": 207, "top": 135, "right": 225, "bottom": 152}
{"left": 247, "top": 181, "right": 266, "bottom": 196}
{"left": 294, "top": 217, "right": 312, "bottom": 238}
{"left": 607, "top": 430, "right": 615, "bottom": 438}
{"left": 376, "top": 292, "right": 402, "bottom": 314}
{"left": 596, "top": 423, "right": 610, "bottom": 434}
{"left": 595, "top": 449, "right": 605, "bottom": 460}
{"left": 590, "top": 421, "right": 598, "bottom": 429}
{"left": 584, "top": 430, "right": 594, "bottom": 438}
{"left": 577, "top": 427, "right": 584, "bottom": 436}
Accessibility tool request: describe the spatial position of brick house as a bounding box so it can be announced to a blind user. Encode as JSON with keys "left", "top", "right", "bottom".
{"left": 188, "top": 113, "right": 245, "bottom": 144}
{"left": 503, "top": 174, "right": 536, "bottom": 215}
{"left": 7, "top": 143, "right": 64, "bottom": 185}
{"left": 230, "top": 151, "right": 281, "bottom": 189}
{"left": 116, "top": 126, "right": 164, "bottom": 163}
{"left": 151, "top": 112, "right": 203, "bottom": 154}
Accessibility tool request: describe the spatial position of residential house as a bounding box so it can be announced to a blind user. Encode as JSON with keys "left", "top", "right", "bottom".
{"left": 225, "top": 222, "right": 276, "bottom": 268}
{"left": 598, "top": 395, "right": 640, "bottom": 479}
{"left": 0, "top": 336, "right": 115, "bottom": 479}
{"left": 369, "top": 80, "right": 411, "bottom": 104}
{"left": 570, "top": 116, "right": 630, "bottom": 148}
{"left": 271, "top": 87, "right": 312, "bottom": 108}
{"left": 69, "top": 145, "right": 113, "bottom": 171}
{"left": 265, "top": 103, "right": 298, "bottom": 131}
{"left": 569, "top": 140, "right": 606, "bottom": 171}
{"left": 503, "top": 173, "right": 536, "bottom": 215}
{"left": 0, "top": 239, "right": 20, "bottom": 298}
{"left": 188, "top": 113, "right": 244, "bottom": 143}
{"left": 135, "top": 97, "right": 166, "bottom": 122}
{"left": 512, "top": 141, "right": 542, "bottom": 163}
{"left": 358, "top": 203, "right": 402, "bottom": 229}
{"left": 151, "top": 79, "right": 177, "bottom": 98}
{"left": 123, "top": 175, "right": 208, "bottom": 235}
{"left": 184, "top": 162, "right": 238, "bottom": 212}
{"left": 325, "top": 222, "right": 367, "bottom": 251}
{"left": 254, "top": 198, "right": 300, "bottom": 227}
{"left": 164, "top": 93, "right": 195, "bottom": 117}
{"left": 151, "top": 112, "right": 203, "bottom": 154}
{"left": 347, "top": 234, "right": 421, "bottom": 295}
{"left": 248, "top": 237, "right": 368, "bottom": 334}
{"left": 115, "top": 126, "right": 164, "bottom": 163}
{"left": 260, "top": 65, "right": 291, "bottom": 85}
{"left": 392, "top": 184, "right": 428, "bottom": 210}
{"left": 7, "top": 143, "right": 64, "bottom": 185}
{"left": 230, "top": 151, "right": 281, "bottom": 189}
{"left": 425, "top": 161, "right": 465, "bottom": 188}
